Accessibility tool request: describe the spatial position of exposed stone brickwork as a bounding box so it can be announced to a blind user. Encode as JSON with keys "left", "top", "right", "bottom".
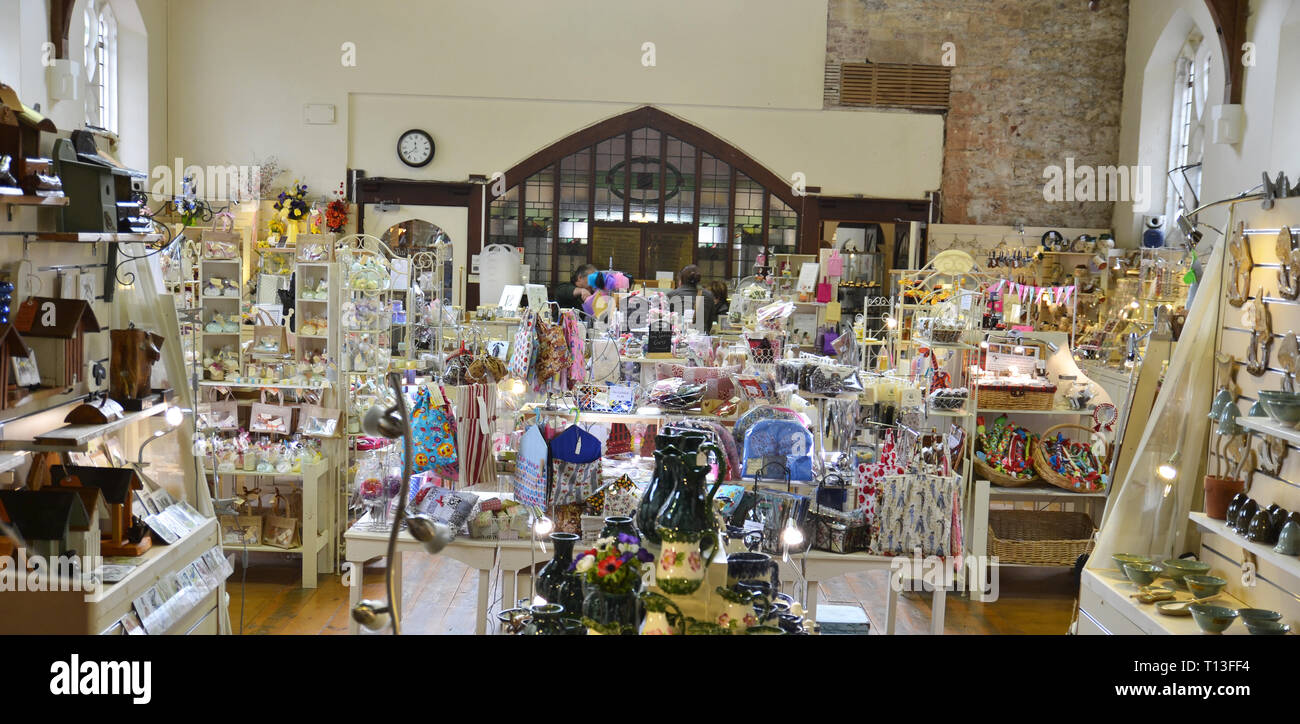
{"left": 826, "top": 0, "right": 1129, "bottom": 227}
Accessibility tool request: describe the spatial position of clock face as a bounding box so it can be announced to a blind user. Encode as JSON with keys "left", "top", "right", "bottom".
{"left": 397, "top": 129, "right": 434, "bottom": 168}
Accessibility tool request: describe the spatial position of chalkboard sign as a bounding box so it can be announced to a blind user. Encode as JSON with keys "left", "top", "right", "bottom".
{"left": 646, "top": 320, "right": 673, "bottom": 357}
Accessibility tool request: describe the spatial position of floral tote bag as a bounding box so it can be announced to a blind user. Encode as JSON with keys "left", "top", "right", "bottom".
{"left": 507, "top": 309, "right": 539, "bottom": 382}
{"left": 869, "top": 472, "right": 960, "bottom": 557}
{"left": 409, "top": 384, "right": 460, "bottom": 479}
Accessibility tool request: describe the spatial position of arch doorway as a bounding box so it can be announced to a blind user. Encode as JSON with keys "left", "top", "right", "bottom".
{"left": 485, "top": 106, "right": 805, "bottom": 290}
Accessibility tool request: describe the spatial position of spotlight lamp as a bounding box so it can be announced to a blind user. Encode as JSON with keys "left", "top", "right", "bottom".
{"left": 406, "top": 512, "right": 455, "bottom": 555}
{"left": 351, "top": 599, "right": 392, "bottom": 632}
{"left": 781, "top": 517, "right": 804, "bottom": 548}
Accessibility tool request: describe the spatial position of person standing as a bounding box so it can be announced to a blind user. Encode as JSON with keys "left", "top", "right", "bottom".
{"left": 554, "top": 263, "right": 596, "bottom": 310}
{"left": 668, "top": 264, "right": 716, "bottom": 331}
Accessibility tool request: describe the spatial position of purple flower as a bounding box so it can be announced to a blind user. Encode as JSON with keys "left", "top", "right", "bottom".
{"left": 636, "top": 548, "right": 654, "bottom": 563}
{"left": 617, "top": 532, "right": 639, "bottom": 545}
{"left": 620, "top": 551, "right": 635, "bottom": 564}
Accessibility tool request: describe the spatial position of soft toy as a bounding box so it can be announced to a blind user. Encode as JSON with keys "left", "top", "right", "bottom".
{"left": 583, "top": 270, "right": 630, "bottom": 319}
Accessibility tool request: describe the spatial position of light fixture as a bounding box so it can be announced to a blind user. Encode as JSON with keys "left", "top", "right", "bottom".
{"left": 1044, "top": 340, "right": 1060, "bottom": 353}
{"left": 406, "top": 512, "right": 455, "bottom": 555}
{"left": 137, "top": 407, "right": 191, "bottom": 464}
{"left": 164, "top": 405, "right": 184, "bottom": 427}
{"left": 1013, "top": 345, "right": 1025, "bottom": 355}
{"left": 1157, "top": 452, "right": 1179, "bottom": 482}
{"left": 1129, "top": 301, "right": 1140, "bottom": 310}
{"left": 884, "top": 315, "right": 897, "bottom": 330}
{"left": 979, "top": 340, "right": 989, "bottom": 349}
{"left": 351, "top": 599, "right": 392, "bottom": 632}
{"left": 781, "top": 517, "right": 804, "bottom": 548}
{"left": 533, "top": 515, "right": 554, "bottom": 537}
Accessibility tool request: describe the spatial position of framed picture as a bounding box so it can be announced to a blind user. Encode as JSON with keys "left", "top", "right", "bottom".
{"left": 102, "top": 439, "right": 126, "bottom": 468}
{"left": 11, "top": 351, "right": 40, "bottom": 387}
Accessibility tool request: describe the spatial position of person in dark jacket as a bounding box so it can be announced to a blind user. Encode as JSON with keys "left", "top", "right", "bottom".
{"left": 668, "top": 264, "right": 716, "bottom": 331}
{"left": 553, "top": 264, "right": 596, "bottom": 310}
{"left": 708, "top": 280, "right": 730, "bottom": 319}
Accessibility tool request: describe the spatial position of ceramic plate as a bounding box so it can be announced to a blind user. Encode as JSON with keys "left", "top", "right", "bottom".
{"left": 1155, "top": 600, "right": 1193, "bottom": 617}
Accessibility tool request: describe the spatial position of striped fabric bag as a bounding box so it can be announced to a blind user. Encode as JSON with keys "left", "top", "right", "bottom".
{"left": 454, "top": 382, "right": 498, "bottom": 487}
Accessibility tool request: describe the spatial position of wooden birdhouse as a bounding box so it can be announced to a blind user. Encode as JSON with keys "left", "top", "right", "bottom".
{"left": 0, "top": 82, "right": 61, "bottom": 198}
{"left": 0, "top": 488, "right": 90, "bottom": 559}
{"left": 0, "top": 323, "right": 32, "bottom": 410}
{"left": 14, "top": 297, "right": 101, "bottom": 389}
{"left": 49, "top": 468, "right": 103, "bottom": 562}
{"left": 51, "top": 465, "right": 149, "bottom": 557}
{"left": 0, "top": 498, "right": 14, "bottom": 559}
{"left": 110, "top": 326, "right": 164, "bottom": 409}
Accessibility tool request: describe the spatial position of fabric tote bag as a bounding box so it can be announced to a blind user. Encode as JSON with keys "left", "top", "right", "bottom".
{"left": 548, "top": 424, "right": 602, "bottom": 507}
{"left": 410, "top": 384, "right": 459, "bottom": 479}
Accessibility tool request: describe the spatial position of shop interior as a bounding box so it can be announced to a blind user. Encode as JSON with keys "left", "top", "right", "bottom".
{"left": 0, "top": 0, "right": 1297, "bottom": 640}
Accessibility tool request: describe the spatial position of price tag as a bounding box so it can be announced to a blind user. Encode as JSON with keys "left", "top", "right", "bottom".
{"left": 609, "top": 385, "right": 634, "bottom": 409}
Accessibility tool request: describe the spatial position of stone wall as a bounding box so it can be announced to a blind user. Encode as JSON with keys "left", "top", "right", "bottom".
{"left": 826, "top": 0, "right": 1130, "bottom": 227}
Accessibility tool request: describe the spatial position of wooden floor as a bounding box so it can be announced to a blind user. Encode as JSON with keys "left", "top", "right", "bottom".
{"left": 225, "top": 551, "right": 1080, "bottom": 635}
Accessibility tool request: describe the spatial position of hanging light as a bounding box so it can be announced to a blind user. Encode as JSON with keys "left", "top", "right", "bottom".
{"left": 533, "top": 515, "right": 554, "bottom": 537}
{"left": 1157, "top": 451, "right": 1179, "bottom": 481}
{"left": 781, "top": 517, "right": 804, "bottom": 547}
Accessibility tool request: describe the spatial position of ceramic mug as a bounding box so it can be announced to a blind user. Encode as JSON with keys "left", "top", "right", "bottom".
{"left": 727, "top": 551, "right": 779, "bottom": 591}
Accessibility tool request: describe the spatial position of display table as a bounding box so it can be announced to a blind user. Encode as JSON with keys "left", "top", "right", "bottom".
{"left": 1078, "top": 566, "right": 1250, "bottom": 635}
{"left": 777, "top": 549, "right": 948, "bottom": 634}
{"left": 343, "top": 515, "right": 540, "bottom": 635}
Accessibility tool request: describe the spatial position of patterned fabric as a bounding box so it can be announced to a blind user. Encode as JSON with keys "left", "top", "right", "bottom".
{"left": 455, "top": 383, "right": 497, "bottom": 488}
{"left": 409, "top": 385, "right": 459, "bottom": 479}
{"left": 551, "top": 458, "right": 601, "bottom": 507}
{"left": 512, "top": 425, "right": 549, "bottom": 508}
{"left": 664, "top": 420, "right": 740, "bottom": 483}
{"left": 534, "top": 317, "right": 571, "bottom": 388}
{"left": 733, "top": 405, "right": 803, "bottom": 450}
{"left": 605, "top": 423, "right": 632, "bottom": 456}
{"left": 869, "top": 472, "right": 961, "bottom": 557}
{"left": 561, "top": 309, "right": 586, "bottom": 388}
{"left": 741, "top": 419, "right": 814, "bottom": 481}
{"left": 507, "top": 309, "right": 538, "bottom": 382}
{"left": 854, "top": 431, "right": 905, "bottom": 527}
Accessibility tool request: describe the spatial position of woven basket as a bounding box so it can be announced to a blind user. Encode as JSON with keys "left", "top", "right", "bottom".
{"left": 974, "top": 455, "right": 1039, "bottom": 487}
{"left": 1032, "top": 423, "right": 1108, "bottom": 493}
{"left": 978, "top": 383, "right": 1056, "bottom": 410}
{"left": 987, "top": 510, "right": 1096, "bottom": 566}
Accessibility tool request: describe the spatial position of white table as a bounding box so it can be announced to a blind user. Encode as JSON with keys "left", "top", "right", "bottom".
{"left": 778, "top": 549, "right": 947, "bottom": 634}
{"left": 344, "top": 518, "right": 544, "bottom": 635}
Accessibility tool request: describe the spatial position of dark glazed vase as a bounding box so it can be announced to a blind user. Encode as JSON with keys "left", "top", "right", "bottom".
{"left": 600, "top": 516, "right": 638, "bottom": 541}
{"left": 582, "top": 585, "right": 641, "bottom": 635}
{"left": 636, "top": 431, "right": 707, "bottom": 547}
{"left": 536, "top": 532, "right": 579, "bottom": 604}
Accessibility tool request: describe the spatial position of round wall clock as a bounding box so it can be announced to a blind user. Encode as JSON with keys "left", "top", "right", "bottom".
{"left": 397, "top": 129, "right": 435, "bottom": 168}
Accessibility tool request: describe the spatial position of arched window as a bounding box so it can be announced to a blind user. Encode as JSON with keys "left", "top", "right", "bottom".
{"left": 1164, "top": 32, "right": 1206, "bottom": 234}
{"left": 83, "top": 0, "right": 118, "bottom": 133}
{"left": 487, "top": 107, "right": 802, "bottom": 288}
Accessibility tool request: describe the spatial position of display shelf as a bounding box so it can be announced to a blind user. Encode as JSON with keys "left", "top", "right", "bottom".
{"left": 204, "top": 468, "right": 306, "bottom": 479}
{"left": 982, "top": 481, "right": 1107, "bottom": 499}
{"left": 977, "top": 407, "right": 1094, "bottom": 416}
{"left": 1078, "top": 567, "right": 1249, "bottom": 636}
{"left": 198, "top": 380, "right": 330, "bottom": 391}
{"left": 0, "top": 195, "right": 69, "bottom": 208}
{"left": 0, "top": 393, "right": 173, "bottom": 452}
{"left": 1189, "top": 511, "right": 1300, "bottom": 582}
{"left": 0, "top": 231, "right": 166, "bottom": 243}
{"left": 926, "top": 407, "right": 972, "bottom": 417}
{"left": 1236, "top": 415, "right": 1300, "bottom": 446}
{"left": 519, "top": 405, "right": 737, "bottom": 425}
{"left": 0, "top": 451, "right": 29, "bottom": 474}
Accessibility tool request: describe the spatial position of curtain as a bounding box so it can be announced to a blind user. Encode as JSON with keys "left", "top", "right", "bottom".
{"left": 1090, "top": 238, "right": 1223, "bottom": 565}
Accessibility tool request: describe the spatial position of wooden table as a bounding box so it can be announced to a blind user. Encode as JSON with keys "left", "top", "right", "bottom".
{"left": 344, "top": 518, "right": 542, "bottom": 635}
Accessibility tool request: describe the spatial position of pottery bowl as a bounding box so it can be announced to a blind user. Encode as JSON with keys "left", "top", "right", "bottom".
{"left": 1154, "top": 600, "right": 1193, "bottom": 617}
{"left": 1260, "top": 397, "right": 1300, "bottom": 424}
{"left": 1185, "top": 574, "right": 1228, "bottom": 599}
{"left": 1123, "top": 562, "right": 1163, "bottom": 586}
{"left": 1188, "top": 603, "right": 1238, "bottom": 634}
{"left": 1237, "top": 608, "right": 1282, "bottom": 623}
{"left": 1244, "top": 620, "right": 1291, "bottom": 636}
{"left": 1113, "top": 553, "right": 1153, "bottom": 570}
{"left": 1161, "top": 558, "right": 1210, "bottom": 583}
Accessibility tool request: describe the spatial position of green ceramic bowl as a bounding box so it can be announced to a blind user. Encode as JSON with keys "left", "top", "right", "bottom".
{"left": 1155, "top": 600, "right": 1193, "bottom": 617}
{"left": 1123, "top": 562, "right": 1163, "bottom": 586}
{"left": 1185, "top": 574, "right": 1228, "bottom": 599}
{"left": 1188, "top": 603, "right": 1238, "bottom": 634}
{"left": 1244, "top": 620, "right": 1291, "bottom": 636}
{"left": 1112, "top": 553, "right": 1153, "bottom": 570}
{"left": 1260, "top": 397, "right": 1300, "bottom": 424}
{"left": 1162, "top": 558, "right": 1211, "bottom": 583}
{"left": 1237, "top": 608, "right": 1282, "bottom": 623}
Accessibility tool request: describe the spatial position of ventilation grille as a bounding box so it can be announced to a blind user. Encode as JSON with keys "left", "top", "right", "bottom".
{"left": 837, "top": 62, "right": 952, "bottom": 111}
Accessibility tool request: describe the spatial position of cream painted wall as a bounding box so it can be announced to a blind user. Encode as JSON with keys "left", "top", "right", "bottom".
{"left": 1114, "top": 0, "right": 1298, "bottom": 245}
{"left": 164, "top": 0, "right": 944, "bottom": 205}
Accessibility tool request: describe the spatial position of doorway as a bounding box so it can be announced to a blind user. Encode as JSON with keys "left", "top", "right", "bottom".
{"left": 591, "top": 223, "right": 696, "bottom": 284}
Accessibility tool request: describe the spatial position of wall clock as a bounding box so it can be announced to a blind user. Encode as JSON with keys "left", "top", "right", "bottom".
{"left": 397, "top": 129, "right": 435, "bottom": 168}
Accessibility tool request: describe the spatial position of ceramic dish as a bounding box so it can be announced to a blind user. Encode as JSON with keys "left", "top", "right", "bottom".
{"left": 1237, "top": 608, "right": 1282, "bottom": 623}
{"left": 1122, "top": 562, "right": 1163, "bottom": 586}
{"left": 1185, "top": 574, "right": 1228, "bottom": 599}
{"left": 1112, "top": 553, "right": 1153, "bottom": 570}
{"left": 1188, "top": 603, "right": 1238, "bottom": 634}
{"left": 1161, "top": 558, "right": 1210, "bottom": 584}
{"left": 1154, "top": 600, "right": 1193, "bottom": 617}
{"left": 1244, "top": 620, "right": 1291, "bottom": 635}
{"left": 1260, "top": 397, "right": 1300, "bottom": 424}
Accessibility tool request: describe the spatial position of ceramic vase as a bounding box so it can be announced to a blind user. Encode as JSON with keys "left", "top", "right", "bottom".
{"left": 536, "top": 532, "right": 579, "bottom": 604}
{"left": 638, "top": 591, "right": 684, "bottom": 635}
{"left": 582, "top": 585, "right": 641, "bottom": 635}
{"left": 654, "top": 448, "right": 726, "bottom": 595}
{"left": 600, "top": 516, "right": 638, "bottom": 541}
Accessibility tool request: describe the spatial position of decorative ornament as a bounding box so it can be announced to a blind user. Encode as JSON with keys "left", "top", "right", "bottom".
{"left": 1226, "top": 222, "right": 1251, "bottom": 307}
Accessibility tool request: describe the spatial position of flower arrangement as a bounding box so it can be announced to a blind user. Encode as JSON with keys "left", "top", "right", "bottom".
{"left": 326, "top": 184, "right": 349, "bottom": 233}
{"left": 571, "top": 532, "right": 653, "bottom": 594}
{"left": 274, "top": 180, "right": 310, "bottom": 222}
{"left": 177, "top": 175, "right": 201, "bottom": 226}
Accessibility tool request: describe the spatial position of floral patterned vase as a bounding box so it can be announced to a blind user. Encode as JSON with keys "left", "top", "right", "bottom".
{"left": 654, "top": 447, "right": 726, "bottom": 595}
{"left": 638, "top": 591, "right": 685, "bottom": 635}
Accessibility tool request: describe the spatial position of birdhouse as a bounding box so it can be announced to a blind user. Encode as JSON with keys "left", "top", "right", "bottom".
{"left": 14, "top": 297, "right": 101, "bottom": 388}
{"left": 0, "top": 488, "right": 90, "bottom": 560}
{"left": 0, "top": 499, "right": 14, "bottom": 559}
{"left": 0, "top": 323, "right": 32, "bottom": 410}
{"left": 52, "top": 465, "right": 150, "bottom": 556}
{"left": 0, "top": 82, "right": 60, "bottom": 198}
{"left": 49, "top": 468, "right": 103, "bottom": 562}
{"left": 110, "top": 326, "right": 163, "bottom": 409}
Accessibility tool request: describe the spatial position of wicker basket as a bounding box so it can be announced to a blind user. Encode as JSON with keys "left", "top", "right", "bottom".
{"left": 977, "top": 383, "right": 1056, "bottom": 410}
{"left": 1032, "top": 423, "right": 1108, "bottom": 493}
{"left": 973, "top": 455, "right": 1039, "bottom": 487}
{"left": 987, "top": 510, "right": 1096, "bottom": 566}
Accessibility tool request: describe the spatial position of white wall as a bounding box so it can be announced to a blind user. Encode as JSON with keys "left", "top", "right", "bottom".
{"left": 1115, "top": 0, "right": 1299, "bottom": 245}
{"left": 164, "top": 0, "right": 944, "bottom": 203}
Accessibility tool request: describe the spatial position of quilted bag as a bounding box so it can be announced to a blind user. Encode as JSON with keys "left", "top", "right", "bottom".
{"left": 741, "top": 418, "right": 814, "bottom": 482}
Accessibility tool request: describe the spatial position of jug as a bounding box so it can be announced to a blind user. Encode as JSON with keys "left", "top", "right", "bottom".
{"left": 654, "top": 441, "right": 728, "bottom": 595}
{"left": 636, "top": 430, "right": 717, "bottom": 547}
{"left": 638, "top": 591, "right": 685, "bottom": 635}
